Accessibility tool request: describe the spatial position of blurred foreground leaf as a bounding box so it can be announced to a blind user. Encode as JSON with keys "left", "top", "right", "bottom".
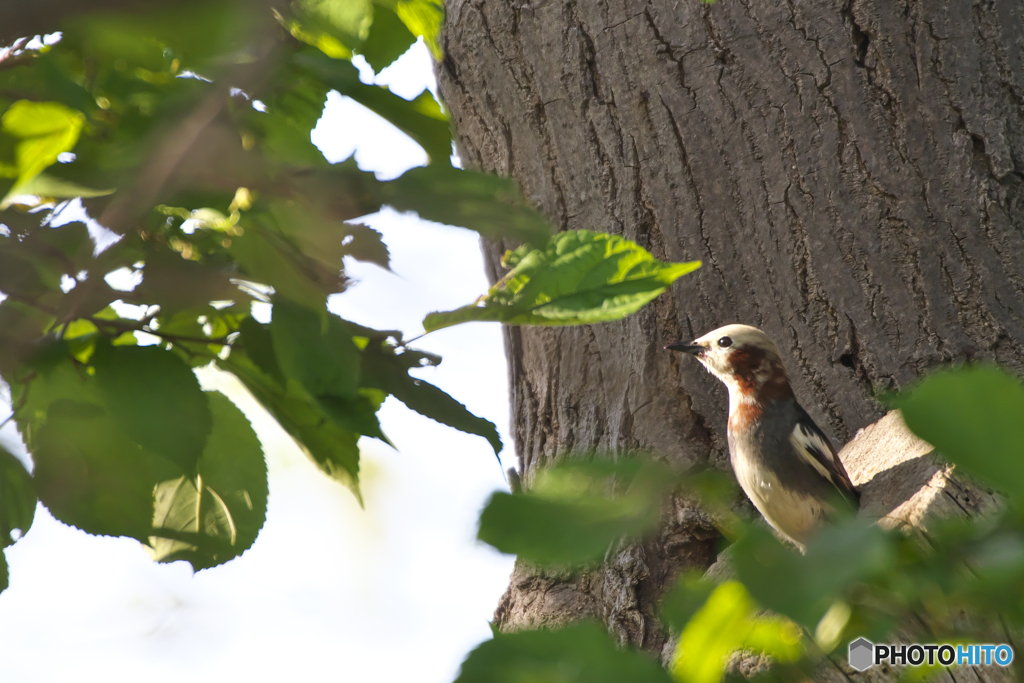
{"left": 671, "top": 581, "right": 802, "bottom": 683}
{"left": 732, "top": 520, "right": 895, "bottom": 630}
{"left": 424, "top": 230, "right": 699, "bottom": 332}
{"left": 455, "top": 622, "right": 675, "bottom": 683}
{"left": 661, "top": 573, "right": 717, "bottom": 633}
{"left": 478, "top": 458, "right": 676, "bottom": 564}
{"left": 892, "top": 364, "right": 1024, "bottom": 504}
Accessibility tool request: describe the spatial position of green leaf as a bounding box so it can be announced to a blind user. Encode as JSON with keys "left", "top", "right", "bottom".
{"left": 221, "top": 353, "right": 361, "bottom": 499}
{"left": 238, "top": 316, "right": 286, "bottom": 383}
{"left": 454, "top": 622, "right": 675, "bottom": 683}
{"left": 229, "top": 225, "right": 332, "bottom": 311}
{"left": 340, "top": 224, "right": 391, "bottom": 270}
{"left": 670, "top": 581, "right": 803, "bottom": 683}
{"left": 270, "top": 298, "right": 360, "bottom": 399}
{"left": 6, "top": 173, "right": 113, "bottom": 204}
{"left": 0, "top": 446, "right": 36, "bottom": 549}
{"left": 394, "top": 0, "right": 444, "bottom": 60}
{"left": 385, "top": 166, "right": 552, "bottom": 246}
{"left": 477, "top": 459, "right": 676, "bottom": 564}
{"left": 92, "top": 342, "right": 213, "bottom": 474}
{"left": 361, "top": 341, "right": 500, "bottom": 453}
{"left": 0, "top": 299, "right": 55, "bottom": 376}
{"left": 0, "top": 100, "right": 85, "bottom": 199}
{"left": 359, "top": 4, "right": 417, "bottom": 72}
{"left": 318, "top": 390, "right": 391, "bottom": 444}
{"left": 0, "top": 252, "right": 45, "bottom": 298}
{"left": 149, "top": 392, "right": 268, "bottom": 570}
{"left": 19, "top": 359, "right": 155, "bottom": 541}
{"left": 135, "top": 247, "right": 240, "bottom": 316}
{"left": 731, "top": 519, "right": 895, "bottom": 629}
{"left": 67, "top": 1, "right": 257, "bottom": 74}
{"left": 424, "top": 230, "right": 700, "bottom": 332}
{"left": 891, "top": 364, "right": 1024, "bottom": 504}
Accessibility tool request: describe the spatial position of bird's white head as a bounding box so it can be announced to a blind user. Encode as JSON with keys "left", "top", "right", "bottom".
{"left": 666, "top": 324, "right": 793, "bottom": 408}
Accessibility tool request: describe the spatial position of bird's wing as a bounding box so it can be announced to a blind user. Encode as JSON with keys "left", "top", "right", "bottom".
{"left": 788, "top": 413, "right": 859, "bottom": 503}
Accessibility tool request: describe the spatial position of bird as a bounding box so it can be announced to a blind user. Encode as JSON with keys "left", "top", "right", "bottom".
{"left": 666, "top": 324, "right": 859, "bottom": 551}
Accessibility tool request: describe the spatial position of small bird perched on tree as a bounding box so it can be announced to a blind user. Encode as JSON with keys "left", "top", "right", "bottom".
{"left": 666, "top": 324, "right": 859, "bottom": 551}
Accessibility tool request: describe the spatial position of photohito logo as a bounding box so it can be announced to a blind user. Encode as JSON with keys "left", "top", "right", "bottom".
{"left": 848, "top": 638, "right": 1014, "bottom": 672}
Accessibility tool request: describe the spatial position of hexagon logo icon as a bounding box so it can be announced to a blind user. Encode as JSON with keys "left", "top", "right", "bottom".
{"left": 848, "top": 637, "right": 875, "bottom": 672}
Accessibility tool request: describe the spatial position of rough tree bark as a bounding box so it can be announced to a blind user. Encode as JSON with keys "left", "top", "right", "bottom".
{"left": 437, "top": 0, "right": 1024, "bottom": 675}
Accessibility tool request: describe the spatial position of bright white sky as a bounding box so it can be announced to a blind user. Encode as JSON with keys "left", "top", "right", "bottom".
{"left": 0, "top": 40, "right": 516, "bottom": 682}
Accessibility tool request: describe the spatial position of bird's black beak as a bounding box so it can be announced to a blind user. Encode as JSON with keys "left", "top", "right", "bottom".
{"left": 665, "top": 341, "right": 705, "bottom": 356}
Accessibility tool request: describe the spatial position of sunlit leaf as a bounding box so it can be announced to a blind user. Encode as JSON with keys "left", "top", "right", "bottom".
{"left": 671, "top": 582, "right": 802, "bottom": 683}
{"left": 92, "top": 341, "right": 213, "bottom": 473}
{"left": 892, "top": 364, "right": 1024, "bottom": 504}
{"left": 149, "top": 392, "right": 268, "bottom": 570}
{"left": 424, "top": 230, "right": 700, "bottom": 332}
{"left": 477, "top": 459, "right": 676, "bottom": 564}
{"left": 1, "top": 100, "right": 85, "bottom": 201}
{"left": 455, "top": 622, "right": 675, "bottom": 683}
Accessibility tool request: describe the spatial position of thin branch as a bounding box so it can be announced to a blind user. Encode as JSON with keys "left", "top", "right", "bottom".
{"left": 86, "top": 315, "right": 230, "bottom": 346}
{"left": 152, "top": 332, "right": 231, "bottom": 346}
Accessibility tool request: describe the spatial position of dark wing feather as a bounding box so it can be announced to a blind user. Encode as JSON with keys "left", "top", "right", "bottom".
{"left": 788, "top": 409, "right": 859, "bottom": 504}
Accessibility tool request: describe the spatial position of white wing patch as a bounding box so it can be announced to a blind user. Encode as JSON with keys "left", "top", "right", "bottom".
{"left": 788, "top": 421, "right": 856, "bottom": 496}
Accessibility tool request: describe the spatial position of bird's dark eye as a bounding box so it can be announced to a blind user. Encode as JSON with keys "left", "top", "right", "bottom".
{"left": 717, "top": 336, "right": 732, "bottom": 348}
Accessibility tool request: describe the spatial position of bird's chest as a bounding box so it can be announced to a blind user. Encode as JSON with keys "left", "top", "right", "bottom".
{"left": 727, "top": 423, "right": 829, "bottom": 547}
{"left": 726, "top": 420, "right": 798, "bottom": 509}
{"left": 728, "top": 437, "right": 777, "bottom": 504}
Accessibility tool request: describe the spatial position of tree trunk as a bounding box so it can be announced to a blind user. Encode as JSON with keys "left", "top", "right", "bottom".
{"left": 437, "top": 0, "right": 1024, "bottom": 671}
